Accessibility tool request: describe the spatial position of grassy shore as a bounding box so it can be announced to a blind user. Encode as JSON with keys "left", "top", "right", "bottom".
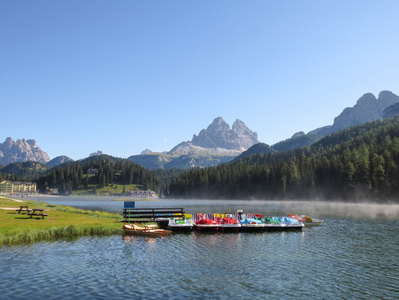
{"left": 0, "top": 196, "right": 124, "bottom": 246}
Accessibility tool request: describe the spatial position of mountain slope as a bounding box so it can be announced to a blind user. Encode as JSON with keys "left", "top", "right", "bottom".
{"left": 244, "top": 90, "right": 399, "bottom": 155}
{"left": 234, "top": 143, "right": 276, "bottom": 161}
{"left": 311, "top": 90, "right": 399, "bottom": 137}
{"left": 127, "top": 153, "right": 174, "bottom": 170}
{"left": 47, "top": 156, "right": 74, "bottom": 168}
{"left": 168, "top": 116, "right": 399, "bottom": 201}
{"left": 1, "top": 161, "right": 49, "bottom": 178}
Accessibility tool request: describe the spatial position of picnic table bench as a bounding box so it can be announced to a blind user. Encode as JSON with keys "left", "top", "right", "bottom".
{"left": 16, "top": 205, "right": 31, "bottom": 214}
{"left": 27, "top": 208, "right": 48, "bottom": 219}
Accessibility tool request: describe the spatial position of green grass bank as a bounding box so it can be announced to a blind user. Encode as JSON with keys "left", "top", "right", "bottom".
{"left": 70, "top": 183, "right": 154, "bottom": 196}
{"left": 0, "top": 196, "right": 124, "bottom": 246}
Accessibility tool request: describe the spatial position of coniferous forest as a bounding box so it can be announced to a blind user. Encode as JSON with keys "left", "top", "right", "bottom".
{"left": 166, "top": 118, "right": 399, "bottom": 202}
{"left": 4, "top": 118, "right": 399, "bottom": 203}
{"left": 34, "top": 156, "right": 159, "bottom": 195}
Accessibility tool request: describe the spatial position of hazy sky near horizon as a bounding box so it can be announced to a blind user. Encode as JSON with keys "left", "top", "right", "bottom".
{"left": 1, "top": 1, "right": 399, "bottom": 160}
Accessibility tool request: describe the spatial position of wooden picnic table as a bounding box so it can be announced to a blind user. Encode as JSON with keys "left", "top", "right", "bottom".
{"left": 27, "top": 208, "right": 48, "bottom": 219}
{"left": 16, "top": 205, "right": 31, "bottom": 214}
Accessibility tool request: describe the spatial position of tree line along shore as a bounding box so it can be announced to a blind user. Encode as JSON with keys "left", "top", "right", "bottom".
{"left": 168, "top": 118, "right": 399, "bottom": 201}
{"left": 2, "top": 117, "right": 399, "bottom": 202}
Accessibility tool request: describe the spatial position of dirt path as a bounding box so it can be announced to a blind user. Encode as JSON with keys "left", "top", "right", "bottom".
{"left": 0, "top": 196, "right": 24, "bottom": 202}
{"left": 0, "top": 196, "right": 26, "bottom": 209}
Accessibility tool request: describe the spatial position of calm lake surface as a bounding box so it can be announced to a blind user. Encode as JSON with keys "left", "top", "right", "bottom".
{"left": 1, "top": 196, "right": 398, "bottom": 299}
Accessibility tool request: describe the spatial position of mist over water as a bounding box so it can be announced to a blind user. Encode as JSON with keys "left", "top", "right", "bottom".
{"left": 252, "top": 200, "right": 399, "bottom": 219}
{"left": 23, "top": 195, "right": 399, "bottom": 220}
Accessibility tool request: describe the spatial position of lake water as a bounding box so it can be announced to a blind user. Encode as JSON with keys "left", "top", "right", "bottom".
{"left": 1, "top": 196, "right": 398, "bottom": 299}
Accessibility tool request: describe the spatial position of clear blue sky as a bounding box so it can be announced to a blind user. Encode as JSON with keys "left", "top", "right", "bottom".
{"left": 1, "top": 1, "right": 399, "bottom": 160}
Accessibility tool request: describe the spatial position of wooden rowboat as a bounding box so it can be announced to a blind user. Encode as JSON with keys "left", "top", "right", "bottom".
{"left": 123, "top": 223, "right": 172, "bottom": 237}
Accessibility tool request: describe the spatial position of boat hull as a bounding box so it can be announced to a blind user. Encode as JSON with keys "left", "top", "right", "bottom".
{"left": 240, "top": 224, "right": 265, "bottom": 232}
{"left": 264, "top": 224, "right": 304, "bottom": 231}
{"left": 303, "top": 221, "right": 323, "bottom": 226}
{"left": 218, "top": 224, "right": 241, "bottom": 233}
{"left": 299, "top": 215, "right": 323, "bottom": 226}
{"left": 168, "top": 224, "right": 194, "bottom": 232}
{"left": 194, "top": 224, "right": 219, "bottom": 232}
{"left": 123, "top": 224, "right": 172, "bottom": 237}
{"left": 168, "top": 219, "right": 194, "bottom": 232}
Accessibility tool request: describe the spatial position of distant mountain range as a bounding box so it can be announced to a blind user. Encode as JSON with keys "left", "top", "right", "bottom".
{"left": 46, "top": 155, "right": 73, "bottom": 167}
{"left": 236, "top": 90, "right": 399, "bottom": 160}
{"left": 1, "top": 90, "right": 399, "bottom": 170}
{"left": 309, "top": 90, "right": 399, "bottom": 136}
{"left": 128, "top": 117, "right": 259, "bottom": 169}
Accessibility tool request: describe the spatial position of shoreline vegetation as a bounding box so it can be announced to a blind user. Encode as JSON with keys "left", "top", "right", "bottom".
{"left": 0, "top": 196, "right": 124, "bottom": 246}
{"left": 24, "top": 194, "right": 159, "bottom": 202}
{"left": 110, "top": 198, "right": 158, "bottom": 201}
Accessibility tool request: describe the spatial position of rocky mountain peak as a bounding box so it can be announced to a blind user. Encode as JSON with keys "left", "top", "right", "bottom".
{"left": 307, "top": 90, "right": 399, "bottom": 138}
{"left": 330, "top": 91, "right": 399, "bottom": 134}
{"left": 0, "top": 137, "right": 50, "bottom": 165}
{"left": 27, "top": 139, "right": 38, "bottom": 148}
{"left": 140, "top": 149, "right": 153, "bottom": 155}
{"left": 292, "top": 131, "right": 306, "bottom": 139}
{"left": 211, "top": 116, "right": 226, "bottom": 126}
{"left": 204, "top": 117, "right": 230, "bottom": 134}
{"left": 5, "top": 137, "right": 14, "bottom": 144}
{"left": 355, "top": 93, "right": 376, "bottom": 106}
{"left": 232, "top": 119, "right": 256, "bottom": 137}
{"left": 90, "top": 150, "right": 103, "bottom": 157}
{"left": 378, "top": 90, "right": 399, "bottom": 107}
{"left": 187, "top": 117, "right": 258, "bottom": 151}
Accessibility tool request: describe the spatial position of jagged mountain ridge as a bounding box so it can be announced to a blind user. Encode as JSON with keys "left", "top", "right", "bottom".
{"left": 169, "top": 117, "right": 258, "bottom": 155}
{"left": 2, "top": 90, "right": 399, "bottom": 171}
{"left": 269, "top": 90, "right": 399, "bottom": 154}
{"left": 191, "top": 117, "right": 258, "bottom": 150}
{"left": 309, "top": 90, "right": 399, "bottom": 136}
{"left": 238, "top": 90, "right": 399, "bottom": 159}
{"left": 129, "top": 117, "right": 260, "bottom": 169}
{"left": 0, "top": 137, "right": 50, "bottom": 165}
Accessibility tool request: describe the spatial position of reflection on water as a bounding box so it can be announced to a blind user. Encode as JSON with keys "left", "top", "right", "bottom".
{"left": 1, "top": 220, "right": 397, "bottom": 299}
{"left": 1, "top": 197, "right": 398, "bottom": 299}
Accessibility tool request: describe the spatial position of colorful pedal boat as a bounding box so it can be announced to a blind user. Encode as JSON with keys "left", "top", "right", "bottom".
{"left": 168, "top": 218, "right": 194, "bottom": 232}
{"left": 240, "top": 218, "right": 265, "bottom": 232}
{"left": 218, "top": 217, "right": 241, "bottom": 232}
{"left": 194, "top": 218, "right": 219, "bottom": 232}
{"left": 262, "top": 217, "right": 304, "bottom": 231}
